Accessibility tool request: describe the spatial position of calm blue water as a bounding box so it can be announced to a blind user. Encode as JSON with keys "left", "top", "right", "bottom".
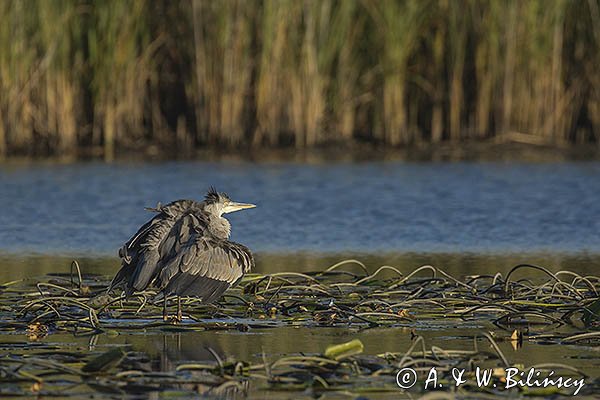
{"left": 1, "top": 161, "right": 600, "bottom": 256}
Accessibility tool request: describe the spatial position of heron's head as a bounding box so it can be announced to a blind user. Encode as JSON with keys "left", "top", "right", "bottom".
{"left": 204, "top": 187, "right": 256, "bottom": 216}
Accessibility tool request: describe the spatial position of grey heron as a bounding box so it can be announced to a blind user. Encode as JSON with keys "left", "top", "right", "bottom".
{"left": 109, "top": 187, "right": 255, "bottom": 321}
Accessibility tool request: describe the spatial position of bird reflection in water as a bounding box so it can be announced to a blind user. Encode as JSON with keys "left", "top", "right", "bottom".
{"left": 90, "top": 333, "right": 247, "bottom": 398}
{"left": 154, "top": 333, "right": 225, "bottom": 371}
{"left": 150, "top": 333, "right": 248, "bottom": 397}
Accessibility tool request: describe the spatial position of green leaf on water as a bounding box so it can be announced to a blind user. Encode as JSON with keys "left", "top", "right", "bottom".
{"left": 324, "top": 339, "right": 364, "bottom": 360}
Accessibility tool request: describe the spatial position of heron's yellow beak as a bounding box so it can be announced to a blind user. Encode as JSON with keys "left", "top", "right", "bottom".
{"left": 223, "top": 201, "right": 256, "bottom": 214}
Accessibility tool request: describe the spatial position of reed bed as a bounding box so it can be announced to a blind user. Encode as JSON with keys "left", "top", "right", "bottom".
{"left": 0, "top": 260, "right": 598, "bottom": 397}
{"left": 0, "top": 0, "right": 599, "bottom": 159}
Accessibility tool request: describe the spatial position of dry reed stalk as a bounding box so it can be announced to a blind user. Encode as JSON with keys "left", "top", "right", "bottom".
{"left": 220, "top": 1, "right": 254, "bottom": 146}
{"left": 254, "top": 0, "right": 288, "bottom": 146}
{"left": 472, "top": 1, "right": 502, "bottom": 139}
{"left": 500, "top": 1, "right": 518, "bottom": 137}
{"left": 327, "top": 1, "right": 362, "bottom": 142}
{"left": 192, "top": 0, "right": 254, "bottom": 147}
{"left": 365, "top": 0, "right": 426, "bottom": 145}
{"left": 288, "top": 0, "right": 330, "bottom": 148}
{"left": 430, "top": 3, "right": 446, "bottom": 143}
{"left": 447, "top": 4, "right": 467, "bottom": 141}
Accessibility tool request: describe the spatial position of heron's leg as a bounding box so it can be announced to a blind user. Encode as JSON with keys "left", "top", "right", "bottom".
{"left": 163, "top": 295, "right": 168, "bottom": 322}
{"left": 176, "top": 296, "right": 182, "bottom": 322}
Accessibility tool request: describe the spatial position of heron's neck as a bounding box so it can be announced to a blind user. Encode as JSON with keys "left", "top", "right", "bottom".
{"left": 209, "top": 215, "right": 231, "bottom": 239}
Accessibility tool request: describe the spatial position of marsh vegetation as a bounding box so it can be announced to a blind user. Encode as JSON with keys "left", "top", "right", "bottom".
{"left": 1, "top": 259, "right": 598, "bottom": 398}
{"left": 1, "top": 0, "right": 599, "bottom": 159}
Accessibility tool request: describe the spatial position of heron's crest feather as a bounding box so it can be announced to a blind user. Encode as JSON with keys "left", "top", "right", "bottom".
{"left": 205, "top": 187, "right": 230, "bottom": 204}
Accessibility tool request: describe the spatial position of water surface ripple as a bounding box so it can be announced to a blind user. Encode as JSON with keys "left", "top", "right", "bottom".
{"left": 2, "top": 161, "right": 600, "bottom": 255}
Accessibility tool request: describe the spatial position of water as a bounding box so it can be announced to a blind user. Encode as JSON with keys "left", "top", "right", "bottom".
{"left": 2, "top": 160, "right": 600, "bottom": 256}
{"left": 2, "top": 160, "right": 600, "bottom": 397}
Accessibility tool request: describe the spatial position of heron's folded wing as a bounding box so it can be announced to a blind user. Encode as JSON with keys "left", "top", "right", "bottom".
{"left": 131, "top": 211, "right": 209, "bottom": 291}
{"left": 110, "top": 200, "right": 206, "bottom": 293}
{"left": 158, "top": 239, "right": 253, "bottom": 303}
{"left": 108, "top": 215, "right": 163, "bottom": 291}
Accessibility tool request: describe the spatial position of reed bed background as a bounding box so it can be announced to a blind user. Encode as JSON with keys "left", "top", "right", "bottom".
{"left": 0, "top": 0, "right": 599, "bottom": 159}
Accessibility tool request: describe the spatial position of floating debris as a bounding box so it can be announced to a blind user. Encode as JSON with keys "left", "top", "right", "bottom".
{"left": 324, "top": 339, "right": 364, "bottom": 360}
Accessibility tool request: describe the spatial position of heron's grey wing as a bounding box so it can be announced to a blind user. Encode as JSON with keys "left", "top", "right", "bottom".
{"left": 108, "top": 212, "right": 165, "bottom": 292}
{"left": 109, "top": 200, "right": 206, "bottom": 293}
{"left": 158, "top": 238, "right": 254, "bottom": 303}
{"left": 129, "top": 210, "right": 210, "bottom": 292}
